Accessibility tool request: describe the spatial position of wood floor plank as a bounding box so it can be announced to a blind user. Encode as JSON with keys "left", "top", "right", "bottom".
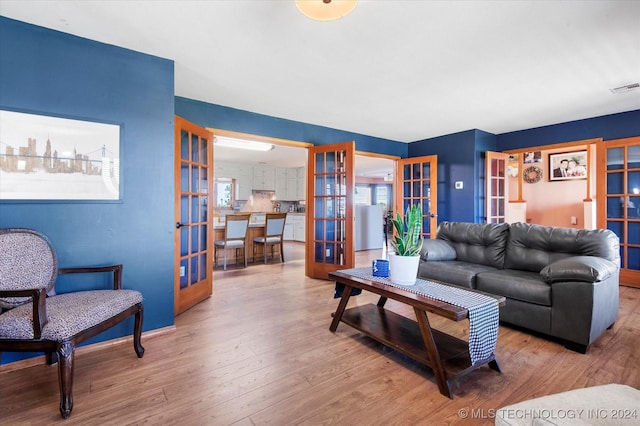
{"left": 1, "top": 242, "right": 638, "bottom": 425}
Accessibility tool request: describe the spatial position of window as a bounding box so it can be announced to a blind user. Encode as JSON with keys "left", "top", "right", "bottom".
{"left": 215, "top": 178, "right": 235, "bottom": 208}
{"left": 355, "top": 185, "right": 371, "bottom": 205}
{"left": 375, "top": 185, "right": 389, "bottom": 208}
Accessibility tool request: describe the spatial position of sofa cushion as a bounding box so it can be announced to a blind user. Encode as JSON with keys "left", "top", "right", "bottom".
{"left": 418, "top": 260, "right": 499, "bottom": 289}
{"left": 477, "top": 269, "right": 551, "bottom": 306}
{"left": 504, "top": 222, "right": 621, "bottom": 273}
{"left": 435, "top": 222, "right": 509, "bottom": 269}
{"left": 420, "top": 239, "right": 457, "bottom": 261}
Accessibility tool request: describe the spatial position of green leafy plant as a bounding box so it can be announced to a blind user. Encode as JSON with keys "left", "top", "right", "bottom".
{"left": 390, "top": 204, "right": 424, "bottom": 256}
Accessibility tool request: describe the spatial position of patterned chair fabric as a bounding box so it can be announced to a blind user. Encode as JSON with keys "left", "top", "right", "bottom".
{"left": 0, "top": 228, "right": 145, "bottom": 419}
{"left": 0, "top": 229, "right": 57, "bottom": 309}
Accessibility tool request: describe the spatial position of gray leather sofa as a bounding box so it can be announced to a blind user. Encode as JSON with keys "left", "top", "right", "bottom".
{"left": 418, "top": 221, "right": 620, "bottom": 353}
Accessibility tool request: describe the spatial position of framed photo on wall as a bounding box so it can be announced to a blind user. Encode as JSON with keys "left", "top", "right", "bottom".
{"left": 549, "top": 150, "right": 587, "bottom": 181}
{"left": 0, "top": 109, "right": 121, "bottom": 200}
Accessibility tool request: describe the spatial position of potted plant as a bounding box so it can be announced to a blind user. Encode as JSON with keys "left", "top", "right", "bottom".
{"left": 388, "top": 204, "right": 424, "bottom": 285}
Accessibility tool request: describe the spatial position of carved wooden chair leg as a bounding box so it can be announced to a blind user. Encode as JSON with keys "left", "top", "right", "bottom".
{"left": 280, "top": 242, "right": 284, "bottom": 263}
{"left": 56, "top": 341, "right": 75, "bottom": 419}
{"left": 133, "top": 304, "right": 145, "bottom": 357}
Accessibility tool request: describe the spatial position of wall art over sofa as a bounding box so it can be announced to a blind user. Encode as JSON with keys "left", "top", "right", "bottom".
{"left": 0, "top": 109, "right": 121, "bottom": 200}
{"left": 549, "top": 150, "right": 587, "bottom": 181}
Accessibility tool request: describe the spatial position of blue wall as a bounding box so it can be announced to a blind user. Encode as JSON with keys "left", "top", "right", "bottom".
{"left": 497, "top": 109, "right": 640, "bottom": 150}
{"left": 175, "top": 97, "right": 407, "bottom": 157}
{"left": 0, "top": 18, "right": 176, "bottom": 363}
{"left": 408, "top": 130, "right": 493, "bottom": 223}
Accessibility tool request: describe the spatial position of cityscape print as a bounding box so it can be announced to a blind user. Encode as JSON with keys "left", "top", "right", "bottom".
{"left": 0, "top": 110, "right": 120, "bottom": 200}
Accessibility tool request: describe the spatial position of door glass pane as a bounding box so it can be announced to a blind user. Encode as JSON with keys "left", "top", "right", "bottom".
{"left": 607, "top": 147, "right": 624, "bottom": 170}
{"left": 199, "top": 254, "right": 207, "bottom": 281}
{"left": 607, "top": 221, "right": 624, "bottom": 243}
{"left": 314, "top": 242, "right": 324, "bottom": 262}
{"left": 181, "top": 195, "right": 189, "bottom": 223}
{"left": 607, "top": 172, "right": 623, "bottom": 194}
{"left": 180, "top": 259, "right": 188, "bottom": 289}
{"left": 192, "top": 166, "right": 199, "bottom": 193}
{"left": 191, "top": 134, "right": 199, "bottom": 162}
{"left": 422, "top": 162, "right": 430, "bottom": 177}
{"left": 607, "top": 196, "right": 623, "bottom": 219}
{"left": 629, "top": 248, "right": 640, "bottom": 269}
{"left": 181, "top": 130, "right": 189, "bottom": 160}
{"left": 627, "top": 196, "right": 640, "bottom": 218}
{"left": 190, "top": 256, "right": 198, "bottom": 284}
{"left": 315, "top": 152, "right": 324, "bottom": 173}
{"left": 412, "top": 163, "right": 420, "bottom": 179}
{"left": 200, "top": 225, "right": 207, "bottom": 250}
{"left": 181, "top": 164, "right": 189, "bottom": 192}
{"left": 200, "top": 138, "right": 208, "bottom": 165}
{"left": 629, "top": 145, "right": 640, "bottom": 168}
{"left": 191, "top": 196, "right": 199, "bottom": 223}
{"left": 191, "top": 226, "right": 198, "bottom": 253}
{"left": 315, "top": 176, "right": 325, "bottom": 196}
{"left": 403, "top": 164, "right": 411, "bottom": 180}
{"left": 201, "top": 197, "right": 208, "bottom": 221}
{"left": 326, "top": 152, "right": 335, "bottom": 173}
{"left": 628, "top": 171, "right": 640, "bottom": 194}
{"left": 180, "top": 227, "right": 189, "bottom": 256}
{"left": 629, "top": 222, "right": 640, "bottom": 245}
{"left": 315, "top": 220, "right": 324, "bottom": 240}
{"left": 326, "top": 198, "right": 335, "bottom": 218}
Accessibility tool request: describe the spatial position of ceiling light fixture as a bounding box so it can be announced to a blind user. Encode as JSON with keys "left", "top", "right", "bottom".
{"left": 610, "top": 83, "right": 640, "bottom": 94}
{"left": 295, "top": 0, "right": 358, "bottom": 22}
{"left": 214, "top": 136, "right": 274, "bottom": 152}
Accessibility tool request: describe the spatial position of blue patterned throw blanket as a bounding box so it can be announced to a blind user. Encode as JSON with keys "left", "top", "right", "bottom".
{"left": 336, "top": 267, "right": 500, "bottom": 366}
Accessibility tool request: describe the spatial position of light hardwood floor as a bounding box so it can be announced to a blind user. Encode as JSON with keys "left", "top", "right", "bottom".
{"left": 1, "top": 242, "right": 639, "bottom": 425}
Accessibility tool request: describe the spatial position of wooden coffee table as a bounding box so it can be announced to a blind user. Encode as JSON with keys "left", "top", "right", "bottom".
{"left": 329, "top": 269, "right": 505, "bottom": 399}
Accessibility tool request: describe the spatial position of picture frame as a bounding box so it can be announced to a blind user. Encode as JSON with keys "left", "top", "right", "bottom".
{"left": 523, "top": 151, "right": 542, "bottom": 164}
{"left": 548, "top": 150, "right": 587, "bottom": 181}
{"left": 0, "top": 109, "right": 121, "bottom": 200}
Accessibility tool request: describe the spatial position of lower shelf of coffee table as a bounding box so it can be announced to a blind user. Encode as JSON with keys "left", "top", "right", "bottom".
{"left": 339, "top": 303, "right": 477, "bottom": 378}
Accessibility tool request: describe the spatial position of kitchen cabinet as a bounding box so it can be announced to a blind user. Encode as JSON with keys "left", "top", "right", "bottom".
{"left": 285, "top": 213, "right": 305, "bottom": 242}
{"left": 283, "top": 221, "right": 294, "bottom": 241}
{"left": 296, "top": 167, "right": 306, "bottom": 200}
{"left": 236, "top": 164, "right": 252, "bottom": 200}
{"left": 253, "top": 165, "right": 275, "bottom": 190}
{"left": 275, "top": 168, "right": 288, "bottom": 200}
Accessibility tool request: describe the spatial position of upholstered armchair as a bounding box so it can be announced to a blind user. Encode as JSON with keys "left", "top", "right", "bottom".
{"left": 0, "top": 228, "right": 144, "bottom": 419}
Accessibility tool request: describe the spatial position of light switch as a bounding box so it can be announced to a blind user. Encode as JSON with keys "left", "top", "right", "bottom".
{"left": 571, "top": 216, "right": 577, "bottom": 225}
{"left": 455, "top": 181, "right": 463, "bottom": 189}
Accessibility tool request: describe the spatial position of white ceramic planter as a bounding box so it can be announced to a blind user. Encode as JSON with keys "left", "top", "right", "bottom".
{"left": 388, "top": 253, "right": 420, "bottom": 286}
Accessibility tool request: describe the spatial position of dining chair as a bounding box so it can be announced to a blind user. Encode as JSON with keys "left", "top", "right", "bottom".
{"left": 253, "top": 212, "right": 287, "bottom": 264}
{"left": 214, "top": 214, "right": 250, "bottom": 270}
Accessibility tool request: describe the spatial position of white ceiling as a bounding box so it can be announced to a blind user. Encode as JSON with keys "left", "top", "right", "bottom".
{"left": 1, "top": 0, "right": 639, "bottom": 176}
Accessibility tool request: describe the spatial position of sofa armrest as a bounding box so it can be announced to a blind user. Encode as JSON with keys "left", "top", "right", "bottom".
{"left": 540, "top": 256, "right": 618, "bottom": 284}
{"left": 0, "top": 288, "right": 48, "bottom": 338}
{"left": 420, "top": 239, "right": 457, "bottom": 261}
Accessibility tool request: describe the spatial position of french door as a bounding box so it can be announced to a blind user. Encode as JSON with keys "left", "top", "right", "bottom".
{"left": 174, "top": 116, "right": 214, "bottom": 314}
{"left": 395, "top": 156, "right": 438, "bottom": 240}
{"left": 485, "top": 151, "right": 510, "bottom": 223}
{"left": 306, "top": 142, "right": 355, "bottom": 279}
{"left": 597, "top": 136, "right": 640, "bottom": 287}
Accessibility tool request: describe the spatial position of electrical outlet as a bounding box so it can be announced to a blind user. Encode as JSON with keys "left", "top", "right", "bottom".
{"left": 571, "top": 216, "right": 577, "bottom": 225}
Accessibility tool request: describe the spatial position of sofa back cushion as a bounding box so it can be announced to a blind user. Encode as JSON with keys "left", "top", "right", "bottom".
{"left": 504, "top": 222, "right": 620, "bottom": 273}
{"left": 435, "top": 222, "right": 509, "bottom": 269}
